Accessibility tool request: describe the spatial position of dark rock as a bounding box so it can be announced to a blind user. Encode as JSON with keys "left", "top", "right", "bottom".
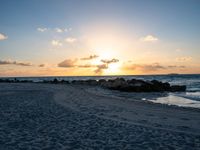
{"left": 60, "top": 80, "right": 69, "bottom": 84}
{"left": 103, "top": 78, "right": 128, "bottom": 90}
{"left": 52, "top": 78, "right": 58, "bottom": 84}
{"left": 151, "top": 80, "right": 171, "bottom": 92}
{"left": 85, "top": 79, "right": 98, "bottom": 85}
{"left": 98, "top": 79, "right": 107, "bottom": 86}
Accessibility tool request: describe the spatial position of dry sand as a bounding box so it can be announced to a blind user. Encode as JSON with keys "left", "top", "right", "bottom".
{"left": 0, "top": 83, "right": 200, "bottom": 149}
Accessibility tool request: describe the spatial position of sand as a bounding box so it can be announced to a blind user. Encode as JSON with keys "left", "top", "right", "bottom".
{"left": 0, "top": 83, "right": 200, "bottom": 149}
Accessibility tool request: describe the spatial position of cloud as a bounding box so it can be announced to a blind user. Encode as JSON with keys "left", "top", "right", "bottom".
{"left": 55, "top": 27, "right": 72, "bottom": 33}
{"left": 51, "top": 40, "right": 62, "bottom": 46}
{"left": 168, "top": 65, "right": 185, "bottom": 68}
{"left": 0, "top": 33, "right": 8, "bottom": 40}
{"left": 101, "top": 58, "right": 119, "bottom": 64}
{"left": 80, "top": 55, "right": 99, "bottom": 60}
{"left": 94, "top": 64, "right": 108, "bottom": 74}
{"left": 78, "top": 64, "right": 94, "bottom": 68}
{"left": 39, "top": 64, "right": 45, "bottom": 67}
{"left": 37, "top": 28, "right": 48, "bottom": 32}
{"left": 124, "top": 62, "right": 187, "bottom": 73}
{"left": 65, "top": 37, "right": 77, "bottom": 43}
{"left": 37, "top": 27, "right": 72, "bottom": 33}
{"left": 124, "top": 63, "right": 165, "bottom": 72}
{"left": 58, "top": 59, "right": 77, "bottom": 68}
{"left": 57, "top": 57, "right": 119, "bottom": 74}
{"left": 0, "top": 60, "right": 32, "bottom": 66}
{"left": 94, "top": 58, "right": 119, "bottom": 74}
{"left": 176, "top": 56, "right": 192, "bottom": 62}
{"left": 140, "top": 35, "right": 158, "bottom": 42}
{"left": 55, "top": 28, "right": 64, "bottom": 33}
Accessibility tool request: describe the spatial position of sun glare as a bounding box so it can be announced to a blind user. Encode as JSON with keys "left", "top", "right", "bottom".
{"left": 104, "top": 62, "right": 121, "bottom": 75}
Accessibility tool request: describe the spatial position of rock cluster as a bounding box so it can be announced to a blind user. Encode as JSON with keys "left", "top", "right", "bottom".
{"left": 70, "top": 78, "right": 186, "bottom": 92}
{"left": 0, "top": 78, "right": 32, "bottom": 83}
{"left": 0, "top": 77, "right": 186, "bottom": 92}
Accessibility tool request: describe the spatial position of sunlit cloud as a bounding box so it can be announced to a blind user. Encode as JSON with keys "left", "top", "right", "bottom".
{"left": 0, "top": 60, "right": 32, "bottom": 66}
{"left": 80, "top": 55, "right": 99, "bottom": 60}
{"left": 51, "top": 40, "right": 62, "bottom": 46}
{"left": 176, "top": 56, "right": 192, "bottom": 62}
{"left": 123, "top": 62, "right": 187, "bottom": 73}
{"left": 58, "top": 59, "right": 77, "bottom": 68}
{"left": 95, "top": 58, "right": 119, "bottom": 74}
{"left": 39, "top": 64, "right": 45, "bottom": 67}
{"left": 57, "top": 57, "right": 120, "bottom": 74}
{"left": 101, "top": 58, "right": 119, "bottom": 64}
{"left": 168, "top": 65, "right": 185, "bottom": 68}
{"left": 78, "top": 64, "right": 94, "bottom": 68}
{"left": 65, "top": 37, "right": 77, "bottom": 43}
{"left": 94, "top": 64, "right": 108, "bottom": 74}
{"left": 124, "top": 63, "right": 165, "bottom": 72}
{"left": 140, "top": 35, "right": 158, "bottom": 42}
{"left": 37, "top": 27, "right": 48, "bottom": 32}
{"left": 0, "top": 33, "right": 8, "bottom": 40}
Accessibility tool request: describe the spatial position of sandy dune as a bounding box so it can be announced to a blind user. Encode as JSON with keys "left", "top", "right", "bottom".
{"left": 0, "top": 83, "right": 200, "bottom": 149}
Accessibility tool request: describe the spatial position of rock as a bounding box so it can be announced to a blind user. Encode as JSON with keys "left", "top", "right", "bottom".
{"left": 85, "top": 79, "right": 98, "bottom": 85}
{"left": 128, "top": 79, "right": 146, "bottom": 87}
{"left": 71, "top": 80, "right": 84, "bottom": 84}
{"left": 52, "top": 78, "right": 58, "bottom": 84}
{"left": 151, "top": 80, "right": 171, "bottom": 92}
{"left": 104, "top": 78, "right": 128, "bottom": 90}
{"left": 98, "top": 79, "right": 107, "bottom": 86}
{"left": 60, "top": 80, "right": 69, "bottom": 84}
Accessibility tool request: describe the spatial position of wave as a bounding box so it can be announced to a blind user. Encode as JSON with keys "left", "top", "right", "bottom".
{"left": 173, "top": 92, "right": 200, "bottom": 102}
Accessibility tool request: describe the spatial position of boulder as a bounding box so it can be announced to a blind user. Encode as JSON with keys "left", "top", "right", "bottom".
{"left": 85, "top": 79, "right": 98, "bottom": 85}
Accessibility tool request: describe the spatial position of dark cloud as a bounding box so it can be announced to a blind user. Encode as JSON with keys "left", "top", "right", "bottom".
{"left": 101, "top": 58, "right": 119, "bottom": 64}
{"left": 57, "top": 59, "right": 77, "bottom": 67}
{"left": 80, "top": 55, "right": 99, "bottom": 60}
{"left": 94, "top": 64, "right": 108, "bottom": 74}
{"left": 0, "top": 60, "right": 32, "bottom": 66}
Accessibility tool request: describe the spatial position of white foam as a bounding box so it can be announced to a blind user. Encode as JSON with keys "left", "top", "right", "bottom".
{"left": 150, "top": 94, "right": 200, "bottom": 108}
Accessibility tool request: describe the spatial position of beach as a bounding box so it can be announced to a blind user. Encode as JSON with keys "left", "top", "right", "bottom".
{"left": 0, "top": 83, "right": 200, "bottom": 149}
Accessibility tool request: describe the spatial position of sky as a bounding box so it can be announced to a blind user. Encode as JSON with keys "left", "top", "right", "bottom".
{"left": 0, "top": 0, "right": 200, "bottom": 76}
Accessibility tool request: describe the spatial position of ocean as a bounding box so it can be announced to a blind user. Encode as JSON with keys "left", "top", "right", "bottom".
{"left": 2, "top": 74, "right": 200, "bottom": 108}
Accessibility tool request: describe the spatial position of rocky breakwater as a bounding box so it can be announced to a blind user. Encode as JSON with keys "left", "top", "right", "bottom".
{"left": 71, "top": 78, "right": 186, "bottom": 92}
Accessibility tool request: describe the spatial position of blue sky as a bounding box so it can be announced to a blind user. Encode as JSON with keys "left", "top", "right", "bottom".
{"left": 0, "top": 0, "right": 200, "bottom": 76}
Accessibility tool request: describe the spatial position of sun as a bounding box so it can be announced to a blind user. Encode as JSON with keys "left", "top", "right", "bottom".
{"left": 104, "top": 62, "right": 121, "bottom": 75}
